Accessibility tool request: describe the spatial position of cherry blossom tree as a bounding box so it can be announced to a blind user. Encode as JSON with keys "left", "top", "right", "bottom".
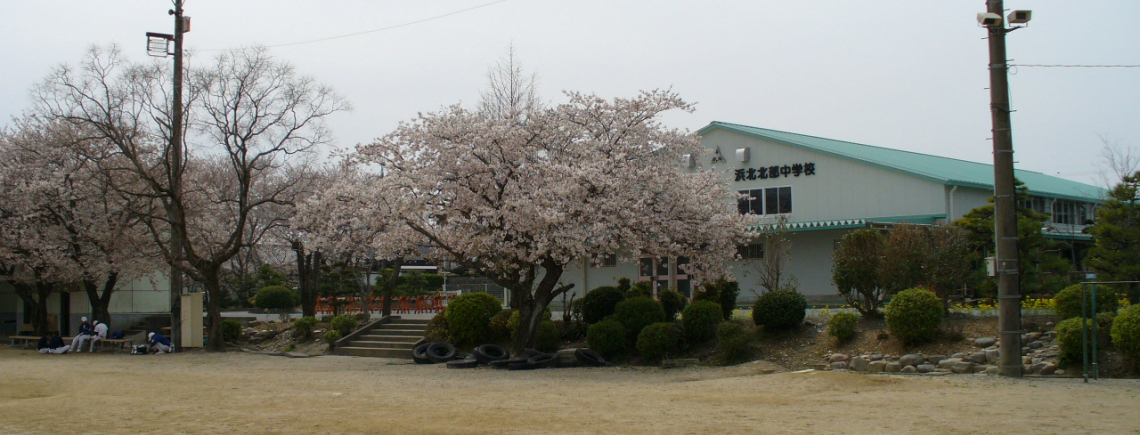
{"left": 348, "top": 90, "right": 748, "bottom": 353}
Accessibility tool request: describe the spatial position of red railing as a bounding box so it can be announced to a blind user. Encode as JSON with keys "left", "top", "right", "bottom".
{"left": 313, "top": 294, "right": 456, "bottom": 316}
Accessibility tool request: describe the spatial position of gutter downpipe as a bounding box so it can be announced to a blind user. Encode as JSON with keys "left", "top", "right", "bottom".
{"left": 948, "top": 185, "right": 959, "bottom": 222}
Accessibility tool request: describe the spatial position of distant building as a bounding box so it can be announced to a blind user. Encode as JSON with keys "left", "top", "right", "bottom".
{"left": 561, "top": 121, "right": 1105, "bottom": 303}
{"left": 0, "top": 274, "right": 170, "bottom": 336}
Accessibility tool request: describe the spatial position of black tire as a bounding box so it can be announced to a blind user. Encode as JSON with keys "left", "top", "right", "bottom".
{"left": 446, "top": 358, "right": 479, "bottom": 369}
{"left": 474, "top": 344, "right": 509, "bottom": 364}
{"left": 490, "top": 357, "right": 529, "bottom": 369}
{"left": 427, "top": 342, "right": 458, "bottom": 363}
{"left": 527, "top": 352, "right": 557, "bottom": 369}
{"left": 412, "top": 342, "right": 432, "bottom": 364}
{"left": 523, "top": 348, "right": 543, "bottom": 358}
{"left": 575, "top": 348, "right": 606, "bottom": 367}
{"left": 507, "top": 361, "right": 536, "bottom": 370}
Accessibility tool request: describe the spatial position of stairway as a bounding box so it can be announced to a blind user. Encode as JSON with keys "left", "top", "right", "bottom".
{"left": 334, "top": 317, "right": 429, "bottom": 359}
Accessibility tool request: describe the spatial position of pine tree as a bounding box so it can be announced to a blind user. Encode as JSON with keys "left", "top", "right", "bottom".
{"left": 1086, "top": 171, "right": 1140, "bottom": 301}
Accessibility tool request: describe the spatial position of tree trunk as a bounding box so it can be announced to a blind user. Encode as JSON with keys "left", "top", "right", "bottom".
{"left": 14, "top": 283, "right": 53, "bottom": 335}
{"left": 506, "top": 259, "right": 570, "bottom": 355}
{"left": 294, "top": 242, "right": 322, "bottom": 318}
{"left": 83, "top": 272, "right": 118, "bottom": 324}
{"left": 380, "top": 256, "right": 404, "bottom": 317}
{"left": 204, "top": 273, "right": 225, "bottom": 351}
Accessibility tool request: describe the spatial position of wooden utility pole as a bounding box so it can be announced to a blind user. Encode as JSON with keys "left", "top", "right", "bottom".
{"left": 169, "top": 0, "right": 186, "bottom": 351}
{"left": 984, "top": 0, "right": 1023, "bottom": 377}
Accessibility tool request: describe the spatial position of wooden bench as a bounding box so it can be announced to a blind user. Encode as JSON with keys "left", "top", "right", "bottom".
{"left": 91, "top": 338, "right": 134, "bottom": 351}
{"left": 9, "top": 335, "right": 74, "bottom": 348}
{"left": 9, "top": 335, "right": 132, "bottom": 351}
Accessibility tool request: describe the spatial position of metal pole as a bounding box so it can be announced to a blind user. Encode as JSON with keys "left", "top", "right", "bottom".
{"left": 168, "top": 0, "right": 185, "bottom": 351}
{"left": 1091, "top": 283, "right": 1099, "bottom": 379}
{"left": 985, "top": 0, "right": 1023, "bottom": 377}
{"left": 1082, "top": 283, "right": 1089, "bottom": 382}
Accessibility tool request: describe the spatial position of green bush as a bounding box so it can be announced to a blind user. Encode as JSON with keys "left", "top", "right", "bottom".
{"left": 323, "top": 330, "right": 341, "bottom": 349}
{"left": 1053, "top": 284, "right": 1119, "bottom": 320}
{"left": 581, "top": 286, "right": 625, "bottom": 324}
{"left": 717, "top": 322, "right": 754, "bottom": 363}
{"left": 425, "top": 312, "right": 451, "bottom": 342}
{"left": 828, "top": 312, "right": 860, "bottom": 342}
{"left": 884, "top": 288, "right": 944, "bottom": 345}
{"left": 222, "top": 319, "right": 242, "bottom": 342}
{"left": 658, "top": 288, "right": 688, "bottom": 321}
{"left": 534, "top": 320, "right": 560, "bottom": 353}
{"left": 636, "top": 322, "right": 681, "bottom": 362}
{"left": 488, "top": 309, "right": 515, "bottom": 342}
{"left": 586, "top": 319, "right": 627, "bottom": 359}
{"left": 1056, "top": 317, "right": 1110, "bottom": 364}
{"left": 752, "top": 289, "right": 807, "bottom": 331}
{"left": 626, "top": 281, "right": 653, "bottom": 299}
{"left": 682, "top": 300, "right": 723, "bottom": 343}
{"left": 254, "top": 285, "right": 299, "bottom": 309}
{"left": 506, "top": 308, "right": 552, "bottom": 341}
{"left": 695, "top": 279, "right": 739, "bottom": 320}
{"left": 330, "top": 314, "right": 358, "bottom": 336}
{"left": 445, "top": 292, "right": 503, "bottom": 346}
{"left": 293, "top": 316, "right": 318, "bottom": 339}
{"left": 613, "top": 297, "right": 666, "bottom": 342}
{"left": 1112, "top": 304, "right": 1140, "bottom": 362}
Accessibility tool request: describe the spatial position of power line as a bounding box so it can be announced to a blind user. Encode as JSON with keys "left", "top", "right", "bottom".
{"left": 1010, "top": 64, "right": 1140, "bottom": 68}
{"left": 201, "top": 0, "right": 509, "bottom": 51}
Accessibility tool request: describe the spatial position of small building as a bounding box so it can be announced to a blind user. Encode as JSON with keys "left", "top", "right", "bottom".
{"left": 561, "top": 121, "right": 1105, "bottom": 303}
{"left": 0, "top": 274, "right": 170, "bottom": 336}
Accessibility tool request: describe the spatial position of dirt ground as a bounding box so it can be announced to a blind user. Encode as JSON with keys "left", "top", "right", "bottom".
{"left": 1, "top": 348, "right": 1138, "bottom": 435}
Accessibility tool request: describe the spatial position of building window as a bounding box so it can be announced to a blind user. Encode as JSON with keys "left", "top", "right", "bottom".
{"left": 1051, "top": 199, "right": 1093, "bottom": 225}
{"left": 591, "top": 254, "right": 617, "bottom": 268}
{"left": 738, "top": 187, "right": 792, "bottom": 215}
{"left": 737, "top": 243, "right": 764, "bottom": 260}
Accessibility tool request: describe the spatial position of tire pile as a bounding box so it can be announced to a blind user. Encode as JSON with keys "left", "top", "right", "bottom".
{"left": 412, "top": 342, "right": 606, "bottom": 370}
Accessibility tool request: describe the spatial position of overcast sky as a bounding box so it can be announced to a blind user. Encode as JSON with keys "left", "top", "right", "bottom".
{"left": 2, "top": 1, "right": 1136, "bottom": 187}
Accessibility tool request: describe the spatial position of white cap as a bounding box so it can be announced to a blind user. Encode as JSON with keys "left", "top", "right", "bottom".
{"left": 81, "top": 317, "right": 88, "bottom": 322}
{"left": 148, "top": 332, "right": 155, "bottom": 339}
{"left": 93, "top": 320, "right": 100, "bottom": 325}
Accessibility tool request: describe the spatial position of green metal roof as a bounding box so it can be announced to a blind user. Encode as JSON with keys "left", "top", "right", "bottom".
{"left": 746, "top": 214, "right": 947, "bottom": 233}
{"left": 698, "top": 122, "right": 1106, "bottom": 203}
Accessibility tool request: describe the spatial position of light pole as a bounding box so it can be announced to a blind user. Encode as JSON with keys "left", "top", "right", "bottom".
{"left": 146, "top": 1, "right": 189, "bottom": 350}
{"left": 979, "top": 1, "right": 1031, "bottom": 377}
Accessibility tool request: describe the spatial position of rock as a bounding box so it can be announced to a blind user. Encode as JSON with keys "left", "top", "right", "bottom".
{"left": 1023, "top": 364, "right": 1032, "bottom": 373}
{"left": 901, "top": 365, "right": 918, "bottom": 374}
{"left": 849, "top": 357, "right": 870, "bottom": 372}
{"left": 867, "top": 361, "right": 887, "bottom": 373}
{"left": 1046, "top": 321, "right": 1054, "bottom": 328}
{"left": 1022, "top": 356, "right": 1032, "bottom": 364}
{"left": 828, "top": 353, "right": 850, "bottom": 363}
{"left": 1028, "top": 332, "right": 1042, "bottom": 340}
{"left": 1029, "top": 362, "right": 1048, "bottom": 374}
{"left": 1028, "top": 341, "right": 1044, "bottom": 349}
{"left": 916, "top": 364, "right": 936, "bottom": 373}
{"left": 899, "top": 354, "right": 925, "bottom": 367}
{"left": 950, "top": 361, "right": 976, "bottom": 374}
{"left": 831, "top": 361, "right": 849, "bottom": 371}
{"left": 1038, "top": 363, "right": 1057, "bottom": 375}
{"left": 926, "top": 355, "right": 946, "bottom": 365}
{"left": 937, "top": 358, "right": 963, "bottom": 370}
{"left": 557, "top": 348, "right": 578, "bottom": 366}
{"left": 885, "top": 362, "right": 903, "bottom": 373}
{"left": 1055, "top": 369, "right": 1066, "bottom": 376}
{"left": 1021, "top": 347, "right": 1030, "bottom": 355}
{"left": 985, "top": 366, "right": 1000, "bottom": 375}
{"left": 249, "top": 321, "right": 264, "bottom": 327}
{"left": 869, "top": 353, "right": 884, "bottom": 361}
{"left": 950, "top": 352, "right": 966, "bottom": 359}
{"left": 985, "top": 349, "right": 1000, "bottom": 365}
{"left": 285, "top": 352, "right": 310, "bottom": 358}
{"left": 966, "top": 352, "right": 988, "bottom": 364}
{"left": 972, "top": 364, "right": 989, "bottom": 373}
{"left": 974, "top": 337, "right": 997, "bottom": 347}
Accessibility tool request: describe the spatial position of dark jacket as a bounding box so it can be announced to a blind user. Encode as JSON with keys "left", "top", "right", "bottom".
{"left": 37, "top": 335, "right": 50, "bottom": 350}
{"left": 77, "top": 322, "right": 94, "bottom": 336}
{"left": 48, "top": 336, "right": 65, "bottom": 349}
{"left": 151, "top": 333, "right": 171, "bottom": 346}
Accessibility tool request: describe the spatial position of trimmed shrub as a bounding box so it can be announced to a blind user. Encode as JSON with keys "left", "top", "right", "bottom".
{"left": 293, "top": 316, "right": 318, "bottom": 339}
{"left": 717, "top": 322, "right": 754, "bottom": 363}
{"left": 613, "top": 297, "right": 666, "bottom": 342}
{"left": 330, "top": 314, "right": 358, "bottom": 336}
{"left": 534, "top": 320, "right": 560, "bottom": 353}
{"left": 682, "top": 300, "right": 723, "bottom": 343}
{"left": 445, "top": 292, "right": 503, "bottom": 346}
{"left": 581, "top": 286, "right": 625, "bottom": 324}
{"left": 658, "top": 288, "right": 688, "bottom": 321}
{"left": 1112, "top": 304, "right": 1140, "bottom": 362}
{"left": 696, "top": 279, "right": 740, "bottom": 320}
{"left": 1056, "top": 317, "right": 1111, "bottom": 364}
{"left": 506, "top": 308, "right": 552, "bottom": 340}
{"left": 254, "top": 285, "right": 298, "bottom": 309}
{"left": 586, "top": 319, "right": 627, "bottom": 359}
{"left": 1054, "top": 284, "right": 1119, "bottom": 320}
{"left": 828, "top": 312, "right": 860, "bottom": 342}
{"left": 425, "top": 312, "right": 451, "bottom": 342}
{"left": 222, "top": 319, "right": 242, "bottom": 342}
{"left": 617, "top": 277, "right": 632, "bottom": 294}
{"left": 488, "top": 309, "right": 515, "bottom": 342}
{"left": 636, "top": 322, "right": 681, "bottom": 362}
{"left": 626, "top": 281, "right": 652, "bottom": 299}
{"left": 323, "top": 330, "right": 341, "bottom": 349}
{"left": 884, "top": 288, "right": 944, "bottom": 345}
{"left": 752, "top": 289, "right": 807, "bottom": 331}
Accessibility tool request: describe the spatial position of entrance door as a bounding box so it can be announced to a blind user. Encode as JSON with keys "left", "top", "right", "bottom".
{"left": 675, "top": 256, "right": 691, "bottom": 298}
{"left": 639, "top": 256, "right": 688, "bottom": 298}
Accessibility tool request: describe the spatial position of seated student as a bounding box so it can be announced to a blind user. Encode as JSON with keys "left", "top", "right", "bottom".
{"left": 88, "top": 320, "right": 110, "bottom": 352}
{"left": 71, "top": 317, "right": 95, "bottom": 352}
{"left": 148, "top": 332, "right": 173, "bottom": 354}
{"left": 39, "top": 331, "right": 71, "bottom": 354}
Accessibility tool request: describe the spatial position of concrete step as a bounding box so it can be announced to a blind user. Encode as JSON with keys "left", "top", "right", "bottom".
{"left": 370, "top": 329, "right": 426, "bottom": 337}
{"left": 358, "top": 334, "right": 420, "bottom": 342}
{"left": 336, "top": 346, "right": 414, "bottom": 359}
{"left": 380, "top": 320, "right": 430, "bottom": 327}
{"left": 348, "top": 341, "right": 418, "bottom": 349}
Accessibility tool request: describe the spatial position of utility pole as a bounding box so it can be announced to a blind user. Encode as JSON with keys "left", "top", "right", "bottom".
{"left": 983, "top": 0, "right": 1023, "bottom": 377}
{"left": 169, "top": 0, "right": 187, "bottom": 351}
